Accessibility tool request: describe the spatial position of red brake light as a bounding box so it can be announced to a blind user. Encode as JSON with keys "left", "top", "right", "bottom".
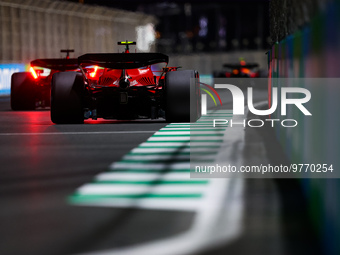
{"left": 241, "top": 68, "right": 250, "bottom": 74}
{"left": 89, "top": 66, "right": 98, "bottom": 78}
{"left": 250, "top": 72, "right": 259, "bottom": 78}
{"left": 30, "top": 67, "right": 38, "bottom": 79}
{"left": 232, "top": 69, "right": 239, "bottom": 75}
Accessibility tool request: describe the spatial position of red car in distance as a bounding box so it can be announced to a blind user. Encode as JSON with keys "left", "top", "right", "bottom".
{"left": 214, "top": 58, "right": 260, "bottom": 79}
{"left": 11, "top": 50, "right": 79, "bottom": 110}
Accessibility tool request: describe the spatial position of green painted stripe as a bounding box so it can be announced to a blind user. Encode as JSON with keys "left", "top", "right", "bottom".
{"left": 164, "top": 127, "right": 213, "bottom": 128}
{"left": 195, "top": 121, "right": 220, "bottom": 123}
{"left": 70, "top": 193, "right": 202, "bottom": 201}
{"left": 119, "top": 159, "right": 213, "bottom": 164}
{"left": 93, "top": 180, "right": 209, "bottom": 185}
{"left": 200, "top": 116, "right": 233, "bottom": 117}
{"left": 152, "top": 134, "right": 224, "bottom": 137}
{"left": 138, "top": 146, "right": 192, "bottom": 148}
{"left": 109, "top": 169, "right": 191, "bottom": 173}
{"left": 129, "top": 152, "right": 192, "bottom": 155}
{"left": 166, "top": 123, "right": 212, "bottom": 125}
{"left": 158, "top": 129, "right": 226, "bottom": 132}
{"left": 165, "top": 125, "right": 219, "bottom": 127}
{"left": 119, "top": 160, "right": 189, "bottom": 163}
{"left": 138, "top": 146, "right": 221, "bottom": 149}
{"left": 145, "top": 140, "right": 223, "bottom": 143}
{"left": 128, "top": 152, "right": 216, "bottom": 156}
{"left": 206, "top": 113, "right": 233, "bottom": 114}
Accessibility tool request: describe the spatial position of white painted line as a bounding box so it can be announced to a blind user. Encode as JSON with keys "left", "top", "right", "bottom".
{"left": 154, "top": 131, "right": 224, "bottom": 135}
{"left": 131, "top": 148, "right": 192, "bottom": 153}
{"left": 110, "top": 162, "right": 189, "bottom": 170}
{"left": 160, "top": 127, "right": 225, "bottom": 130}
{"left": 147, "top": 137, "right": 191, "bottom": 141}
{"left": 168, "top": 123, "right": 191, "bottom": 125}
{"left": 77, "top": 184, "right": 208, "bottom": 195}
{"left": 123, "top": 154, "right": 215, "bottom": 161}
{"left": 0, "top": 131, "right": 156, "bottom": 136}
{"left": 73, "top": 199, "right": 203, "bottom": 211}
{"left": 207, "top": 110, "right": 233, "bottom": 113}
{"left": 200, "top": 116, "right": 233, "bottom": 117}
{"left": 166, "top": 124, "right": 213, "bottom": 127}
{"left": 96, "top": 172, "right": 192, "bottom": 181}
{"left": 131, "top": 148, "right": 219, "bottom": 153}
{"left": 138, "top": 142, "right": 222, "bottom": 147}
{"left": 164, "top": 123, "right": 212, "bottom": 128}
{"left": 122, "top": 155, "right": 191, "bottom": 160}
{"left": 147, "top": 137, "right": 222, "bottom": 141}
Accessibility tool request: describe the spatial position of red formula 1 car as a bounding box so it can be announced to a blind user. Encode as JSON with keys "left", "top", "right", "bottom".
{"left": 213, "top": 58, "right": 260, "bottom": 79}
{"left": 50, "top": 41, "right": 201, "bottom": 124}
{"left": 11, "top": 50, "right": 78, "bottom": 110}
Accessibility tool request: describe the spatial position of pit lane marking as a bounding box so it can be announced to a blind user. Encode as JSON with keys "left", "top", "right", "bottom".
{"left": 69, "top": 110, "right": 244, "bottom": 255}
{"left": 69, "top": 110, "right": 234, "bottom": 209}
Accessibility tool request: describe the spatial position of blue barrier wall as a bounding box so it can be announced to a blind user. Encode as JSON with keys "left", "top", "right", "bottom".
{"left": 268, "top": 1, "right": 340, "bottom": 254}
{"left": 0, "top": 64, "right": 26, "bottom": 95}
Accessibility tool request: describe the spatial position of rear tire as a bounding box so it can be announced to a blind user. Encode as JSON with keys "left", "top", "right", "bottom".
{"left": 51, "top": 72, "right": 84, "bottom": 124}
{"left": 164, "top": 70, "right": 201, "bottom": 122}
{"left": 11, "top": 72, "right": 36, "bottom": 110}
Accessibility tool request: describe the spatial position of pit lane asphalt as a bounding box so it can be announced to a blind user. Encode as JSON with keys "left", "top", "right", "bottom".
{"left": 0, "top": 97, "right": 183, "bottom": 255}
{"left": 0, "top": 88, "right": 318, "bottom": 255}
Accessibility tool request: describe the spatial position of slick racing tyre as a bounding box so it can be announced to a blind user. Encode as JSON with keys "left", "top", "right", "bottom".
{"left": 165, "top": 70, "right": 201, "bottom": 122}
{"left": 51, "top": 72, "right": 84, "bottom": 124}
{"left": 11, "top": 72, "right": 36, "bottom": 110}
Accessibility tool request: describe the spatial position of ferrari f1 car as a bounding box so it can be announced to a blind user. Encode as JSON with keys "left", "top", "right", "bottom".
{"left": 50, "top": 41, "right": 201, "bottom": 124}
{"left": 11, "top": 50, "right": 78, "bottom": 110}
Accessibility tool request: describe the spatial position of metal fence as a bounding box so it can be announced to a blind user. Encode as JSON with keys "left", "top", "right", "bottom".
{"left": 0, "top": 0, "right": 157, "bottom": 63}
{"left": 269, "top": 0, "right": 327, "bottom": 44}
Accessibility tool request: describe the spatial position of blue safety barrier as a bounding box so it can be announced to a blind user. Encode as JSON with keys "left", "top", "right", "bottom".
{"left": 0, "top": 64, "right": 26, "bottom": 95}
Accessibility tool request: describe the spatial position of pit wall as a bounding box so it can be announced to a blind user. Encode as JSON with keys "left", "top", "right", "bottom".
{"left": 268, "top": 1, "right": 340, "bottom": 254}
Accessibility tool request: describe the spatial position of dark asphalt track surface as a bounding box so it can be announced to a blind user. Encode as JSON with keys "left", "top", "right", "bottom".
{"left": 0, "top": 97, "right": 186, "bottom": 255}
{"left": 0, "top": 87, "right": 321, "bottom": 255}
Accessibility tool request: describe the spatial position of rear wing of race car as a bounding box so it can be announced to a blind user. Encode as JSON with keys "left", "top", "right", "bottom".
{"left": 223, "top": 63, "right": 259, "bottom": 69}
{"left": 78, "top": 53, "right": 169, "bottom": 69}
{"left": 30, "top": 59, "right": 79, "bottom": 71}
{"left": 117, "top": 41, "right": 136, "bottom": 45}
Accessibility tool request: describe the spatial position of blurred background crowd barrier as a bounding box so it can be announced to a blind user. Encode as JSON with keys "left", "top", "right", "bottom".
{"left": 0, "top": 0, "right": 271, "bottom": 95}
{"left": 0, "top": 0, "right": 157, "bottom": 62}
{"left": 0, "top": 0, "right": 156, "bottom": 94}
{"left": 268, "top": 1, "right": 340, "bottom": 254}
